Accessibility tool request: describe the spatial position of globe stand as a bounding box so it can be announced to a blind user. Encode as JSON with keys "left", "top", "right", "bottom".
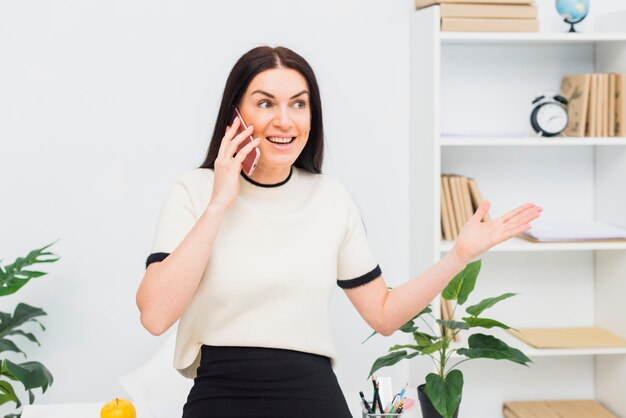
{"left": 564, "top": 13, "right": 587, "bottom": 33}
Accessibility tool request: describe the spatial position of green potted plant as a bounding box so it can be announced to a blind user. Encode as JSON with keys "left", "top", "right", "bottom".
{"left": 1, "top": 242, "right": 58, "bottom": 418}
{"left": 364, "top": 259, "right": 531, "bottom": 418}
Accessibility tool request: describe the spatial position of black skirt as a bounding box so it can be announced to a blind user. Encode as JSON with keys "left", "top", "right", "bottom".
{"left": 181, "top": 345, "right": 352, "bottom": 418}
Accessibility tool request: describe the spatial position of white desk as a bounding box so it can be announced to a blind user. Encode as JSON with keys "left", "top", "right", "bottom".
{"left": 20, "top": 401, "right": 180, "bottom": 418}
{"left": 21, "top": 398, "right": 419, "bottom": 418}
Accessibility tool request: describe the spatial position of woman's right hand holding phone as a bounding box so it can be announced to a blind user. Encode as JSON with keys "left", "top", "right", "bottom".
{"left": 209, "top": 117, "right": 260, "bottom": 211}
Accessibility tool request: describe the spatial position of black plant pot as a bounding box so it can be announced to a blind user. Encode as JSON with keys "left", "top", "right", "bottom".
{"left": 417, "top": 384, "right": 461, "bottom": 418}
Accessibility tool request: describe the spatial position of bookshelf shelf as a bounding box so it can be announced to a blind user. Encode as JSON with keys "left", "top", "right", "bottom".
{"left": 440, "top": 136, "right": 626, "bottom": 147}
{"left": 449, "top": 330, "right": 626, "bottom": 359}
{"left": 410, "top": 5, "right": 626, "bottom": 417}
{"left": 440, "top": 32, "right": 626, "bottom": 45}
{"left": 440, "top": 238, "right": 626, "bottom": 253}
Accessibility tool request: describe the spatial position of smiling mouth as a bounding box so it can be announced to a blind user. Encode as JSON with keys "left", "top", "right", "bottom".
{"left": 266, "top": 136, "right": 296, "bottom": 144}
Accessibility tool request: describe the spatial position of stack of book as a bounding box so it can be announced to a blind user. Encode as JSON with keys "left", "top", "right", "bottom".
{"left": 560, "top": 73, "right": 626, "bottom": 137}
{"left": 416, "top": 0, "right": 539, "bottom": 32}
{"left": 440, "top": 174, "right": 489, "bottom": 241}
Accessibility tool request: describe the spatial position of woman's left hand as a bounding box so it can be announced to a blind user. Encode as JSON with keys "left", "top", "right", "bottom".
{"left": 452, "top": 201, "right": 543, "bottom": 264}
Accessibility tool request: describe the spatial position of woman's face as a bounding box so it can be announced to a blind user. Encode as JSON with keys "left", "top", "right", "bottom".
{"left": 238, "top": 67, "right": 311, "bottom": 172}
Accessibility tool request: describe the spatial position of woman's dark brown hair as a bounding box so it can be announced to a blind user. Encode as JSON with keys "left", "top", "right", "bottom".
{"left": 199, "top": 46, "right": 324, "bottom": 173}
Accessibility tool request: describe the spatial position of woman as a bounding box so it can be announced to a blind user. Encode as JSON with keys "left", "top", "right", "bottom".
{"left": 135, "top": 46, "right": 542, "bottom": 418}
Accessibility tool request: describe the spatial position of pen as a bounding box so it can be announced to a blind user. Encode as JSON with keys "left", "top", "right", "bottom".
{"left": 373, "top": 377, "right": 384, "bottom": 413}
{"left": 371, "top": 375, "right": 378, "bottom": 412}
{"left": 360, "top": 391, "right": 373, "bottom": 413}
{"left": 397, "top": 383, "right": 408, "bottom": 401}
{"left": 391, "top": 383, "right": 408, "bottom": 407}
{"left": 396, "top": 399, "right": 405, "bottom": 414}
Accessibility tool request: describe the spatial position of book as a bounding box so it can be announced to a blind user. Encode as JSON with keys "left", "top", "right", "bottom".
{"left": 440, "top": 177, "right": 453, "bottom": 240}
{"left": 449, "top": 176, "right": 466, "bottom": 234}
{"left": 595, "top": 73, "right": 603, "bottom": 137}
{"left": 508, "top": 326, "right": 626, "bottom": 349}
{"left": 442, "top": 175, "right": 490, "bottom": 238}
{"left": 416, "top": 0, "right": 533, "bottom": 10}
{"left": 503, "top": 400, "right": 617, "bottom": 418}
{"left": 561, "top": 74, "right": 591, "bottom": 137}
{"left": 467, "top": 178, "right": 491, "bottom": 221}
{"left": 601, "top": 73, "right": 609, "bottom": 137}
{"left": 608, "top": 73, "right": 616, "bottom": 137}
{"left": 439, "top": 3, "right": 537, "bottom": 19}
{"left": 616, "top": 73, "right": 626, "bottom": 136}
{"left": 442, "top": 176, "right": 458, "bottom": 238}
{"left": 586, "top": 73, "right": 598, "bottom": 137}
{"left": 441, "top": 17, "right": 539, "bottom": 32}
{"left": 595, "top": 73, "right": 602, "bottom": 137}
{"left": 459, "top": 176, "right": 474, "bottom": 223}
{"left": 605, "top": 74, "right": 611, "bottom": 136}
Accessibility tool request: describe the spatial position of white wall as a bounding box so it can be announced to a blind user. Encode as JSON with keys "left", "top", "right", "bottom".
{"left": 1, "top": 0, "right": 625, "bottom": 412}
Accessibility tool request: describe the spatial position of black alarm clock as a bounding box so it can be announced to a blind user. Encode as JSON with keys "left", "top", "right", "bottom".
{"left": 530, "top": 94, "right": 569, "bottom": 137}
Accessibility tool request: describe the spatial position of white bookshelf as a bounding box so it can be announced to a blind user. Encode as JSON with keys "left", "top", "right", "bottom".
{"left": 409, "top": 6, "right": 626, "bottom": 418}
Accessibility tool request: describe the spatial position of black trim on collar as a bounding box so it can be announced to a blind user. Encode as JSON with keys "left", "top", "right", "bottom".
{"left": 146, "top": 252, "right": 170, "bottom": 269}
{"left": 337, "top": 265, "right": 382, "bottom": 289}
{"left": 241, "top": 166, "right": 293, "bottom": 188}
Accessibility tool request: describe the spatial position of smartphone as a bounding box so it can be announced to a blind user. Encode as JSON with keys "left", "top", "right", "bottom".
{"left": 232, "top": 107, "right": 261, "bottom": 177}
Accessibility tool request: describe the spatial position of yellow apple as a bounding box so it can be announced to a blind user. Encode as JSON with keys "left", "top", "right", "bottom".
{"left": 100, "top": 398, "right": 136, "bottom": 418}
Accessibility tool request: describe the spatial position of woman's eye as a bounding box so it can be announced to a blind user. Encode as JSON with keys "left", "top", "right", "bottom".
{"left": 294, "top": 101, "right": 307, "bottom": 109}
{"left": 258, "top": 100, "right": 272, "bottom": 109}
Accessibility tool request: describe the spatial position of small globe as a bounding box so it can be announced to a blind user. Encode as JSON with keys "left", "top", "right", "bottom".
{"left": 556, "top": 0, "right": 589, "bottom": 31}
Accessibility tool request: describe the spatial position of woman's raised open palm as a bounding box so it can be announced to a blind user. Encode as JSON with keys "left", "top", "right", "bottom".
{"left": 453, "top": 201, "right": 543, "bottom": 264}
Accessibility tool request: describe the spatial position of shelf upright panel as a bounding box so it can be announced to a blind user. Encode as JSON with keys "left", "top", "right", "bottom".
{"left": 409, "top": 5, "right": 443, "bottom": 392}
{"left": 409, "top": 5, "right": 441, "bottom": 275}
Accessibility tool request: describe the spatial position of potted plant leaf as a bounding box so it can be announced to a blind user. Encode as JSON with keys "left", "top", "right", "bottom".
{"left": 364, "top": 259, "right": 531, "bottom": 418}
{"left": 1, "top": 242, "right": 58, "bottom": 418}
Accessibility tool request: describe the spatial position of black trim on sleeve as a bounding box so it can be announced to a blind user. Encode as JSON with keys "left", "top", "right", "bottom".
{"left": 145, "top": 252, "right": 170, "bottom": 269}
{"left": 337, "top": 265, "right": 382, "bottom": 289}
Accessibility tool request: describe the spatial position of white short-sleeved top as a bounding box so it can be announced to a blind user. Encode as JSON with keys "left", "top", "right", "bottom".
{"left": 146, "top": 166, "right": 381, "bottom": 379}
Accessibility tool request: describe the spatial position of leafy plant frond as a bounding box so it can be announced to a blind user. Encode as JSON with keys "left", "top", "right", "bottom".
{"left": 457, "top": 334, "right": 531, "bottom": 366}
{"left": 361, "top": 329, "right": 377, "bottom": 344}
{"left": 2, "top": 360, "right": 54, "bottom": 393}
{"left": 367, "top": 350, "right": 421, "bottom": 379}
{"left": 436, "top": 319, "right": 470, "bottom": 330}
{"left": 424, "top": 370, "right": 463, "bottom": 418}
{"left": 442, "top": 260, "right": 481, "bottom": 305}
{"left": 0, "top": 379, "right": 22, "bottom": 409}
{"left": 0, "top": 339, "right": 26, "bottom": 357}
{"left": 413, "top": 331, "right": 436, "bottom": 346}
{"left": 388, "top": 344, "right": 423, "bottom": 352}
{"left": 0, "top": 241, "right": 60, "bottom": 297}
{"left": 465, "top": 293, "right": 517, "bottom": 317}
{"left": 1, "top": 243, "right": 58, "bottom": 416}
{"left": 0, "top": 304, "right": 47, "bottom": 340}
{"left": 463, "top": 317, "right": 512, "bottom": 330}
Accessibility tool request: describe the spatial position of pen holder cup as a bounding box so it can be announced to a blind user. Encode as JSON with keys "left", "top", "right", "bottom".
{"left": 362, "top": 413, "right": 402, "bottom": 418}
